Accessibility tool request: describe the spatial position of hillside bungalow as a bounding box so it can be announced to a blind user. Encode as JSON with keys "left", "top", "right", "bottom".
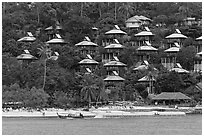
{"left": 78, "top": 54, "right": 99, "bottom": 73}
{"left": 75, "top": 37, "right": 98, "bottom": 56}
{"left": 102, "top": 39, "right": 124, "bottom": 63}
{"left": 17, "top": 32, "right": 36, "bottom": 42}
{"left": 151, "top": 92, "right": 191, "bottom": 105}
{"left": 102, "top": 25, "right": 127, "bottom": 47}
{"left": 165, "top": 29, "right": 187, "bottom": 48}
{"left": 126, "top": 15, "right": 152, "bottom": 28}
{"left": 103, "top": 56, "right": 127, "bottom": 76}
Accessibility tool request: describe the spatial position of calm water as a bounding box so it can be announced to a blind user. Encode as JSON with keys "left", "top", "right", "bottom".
{"left": 2, "top": 115, "right": 202, "bottom": 135}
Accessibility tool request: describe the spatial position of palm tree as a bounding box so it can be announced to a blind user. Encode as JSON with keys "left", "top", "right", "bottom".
{"left": 118, "top": 2, "right": 135, "bottom": 20}
{"left": 37, "top": 45, "right": 52, "bottom": 90}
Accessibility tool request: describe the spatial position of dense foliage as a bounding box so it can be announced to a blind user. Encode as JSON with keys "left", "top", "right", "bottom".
{"left": 2, "top": 2, "right": 202, "bottom": 108}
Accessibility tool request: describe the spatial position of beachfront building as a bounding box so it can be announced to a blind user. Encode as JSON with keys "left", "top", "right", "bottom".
{"left": 46, "top": 34, "right": 66, "bottom": 46}
{"left": 194, "top": 36, "right": 202, "bottom": 72}
{"left": 131, "top": 27, "right": 155, "bottom": 47}
{"left": 16, "top": 50, "right": 37, "bottom": 65}
{"left": 103, "top": 56, "right": 127, "bottom": 76}
{"left": 45, "top": 21, "right": 63, "bottom": 40}
{"left": 102, "top": 25, "right": 127, "bottom": 47}
{"left": 151, "top": 92, "right": 191, "bottom": 105}
{"left": 165, "top": 29, "right": 187, "bottom": 49}
{"left": 75, "top": 36, "right": 98, "bottom": 57}
{"left": 78, "top": 54, "right": 99, "bottom": 73}
{"left": 17, "top": 32, "right": 36, "bottom": 43}
{"left": 136, "top": 41, "right": 158, "bottom": 62}
{"left": 102, "top": 39, "right": 124, "bottom": 63}
{"left": 125, "top": 15, "right": 152, "bottom": 28}
{"left": 161, "top": 42, "right": 180, "bottom": 70}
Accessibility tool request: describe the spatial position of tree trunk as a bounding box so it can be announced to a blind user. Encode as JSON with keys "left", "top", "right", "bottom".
{"left": 42, "top": 59, "right": 47, "bottom": 90}
{"left": 37, "top": 6, "right": 40, "bottom": 24}
{"left": 114, "top": 3, "right": 117, "bottom": 21}
{"left": 80, "top": 2, "right": 83, "bottom": 17}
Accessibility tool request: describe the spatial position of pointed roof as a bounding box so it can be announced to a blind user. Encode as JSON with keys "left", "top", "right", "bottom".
{"left": 164, "top": 47, "right": 180, "bottom": 52}
{"left": 197, "top": 51, "right": 202, "bottom": 55}
{"left": 126, "top": 15, "right": 152, "bottom": 23}
{"left": 16, "top": 50, "right": 37, "bottom": 60}
{"left": 137, "top": 41, "right": 158, "bottom": 51}
{"left": 105, "top": 25, "right": 127, "bottom": 35}
{"left": 135, "top": 27, "right": 154, "bottom": 37}
{"left": 75, "top": 37, "right": 97, "bottom": 46}
{"left": 17, "top": 32, "right": 36, "bottom": 42}
{"left": 105, "top": 43, "right": 124, "bottom": 49}
{"left": 138, "top": 75, "right": 156, "bottom": 82}
{"left": 104, "top": 75, "right": 125, "bottom": 82}
{"left": 79, "top": 59, "right": 99, "bottom": 65}
{"left": 45, "top": 25, "right": 62, "bottom": 31}
{"left": 170, "top": 63, "right": 189, "bottom": 73}
{"left": 170, "top": 67, "right": 189, "bottom": 73}
{"left": 152, "top": 92, "right": 191, "bottom": 100}
{"left": 104, "top": 60, "right": 126, "bottom": 67}
{"left": 165, "top": 29, "right": 187, "bottom": 39}
{"left": 79, "top": 55, "right": 98, "bottom": 65}
{"left": 46, "top": 34, "right": 66, "bottom": 44}
{"left": 196, "top": 36, "right": 202, "bottom": 40}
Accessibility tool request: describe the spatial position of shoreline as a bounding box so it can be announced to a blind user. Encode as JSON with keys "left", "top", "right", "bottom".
{"left": 2, "top": 106, "right": 201, "bottom": 118}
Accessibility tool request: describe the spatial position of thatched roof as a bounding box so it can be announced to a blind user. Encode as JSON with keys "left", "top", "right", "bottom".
{"left": 105, "top": 29, "right": 127, "bottom": 35}
{"left": 126, "top": 15, "right": 152, "bottom": 23}
{"left": 17, "top": 36, "right": 36, "bottom": 42}
{"left": 105, "top": 25, "right": 127, "bottom": 35}
{"left": 75, "top": 41, "right": 97, "bottom": 46}
{"left": 138, "top": 75, "right": 156, "bottom": 82}
{"left": 152, "top": 92, "right": 191, "bottom": 100}
{"left": 196, "top": 36, "right": 202, "bottom": 40}
{"left": 104, "top": 75, "right": 125, "bottom": 82}
{"left": 137, "top": 45, "right": 158, "bottom": 51}
{"left": 104, "top": 60, "right": 126, "bottom": 67}
{"left": 164, "top": 47, "right": 180, "bottom": 52}
{"left": 79, "top": 58, "right": 99, "bottom": 65}
{"left": 170, "top": 67, "right": 189, "bottom": 73}
{"left": 45, "top": 25, "right": 62, "bottom": 31}
{"left": 135, "top": 31, "right": 154, "bottom": 37}
{"left": 105, "top": 43, "right": 124, "bottom": 49}
{"left": 46, "top": 38, "right": 66, "bottom": 44}
{"left": 16, "top": 54, "right": 37, "bottom": 60}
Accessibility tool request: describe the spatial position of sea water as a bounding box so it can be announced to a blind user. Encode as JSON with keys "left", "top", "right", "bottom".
{"left": 2, "top": 115, "right": 202, "bottom": 135}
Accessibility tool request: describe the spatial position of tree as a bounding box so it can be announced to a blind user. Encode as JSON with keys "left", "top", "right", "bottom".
{"left": 177, "top": 46, "right": 197, "bottom": 70}
{"left": 37, "top": 45, "right": 52, "bottom": 90}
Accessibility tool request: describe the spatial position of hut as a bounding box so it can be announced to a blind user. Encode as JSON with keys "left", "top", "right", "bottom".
{"left": 102, "top": 39, "right": 124, "bottom": 63}
{"left": 102, "top": 25, "right": 127, "bottom": 46}
{"left": 79, "top": 54, "right": 99, "bottom": 73}
{"left": 136, "top": 41, "right": 158, "bottom": 61}
{"left": 17, "top": 32, "right": 36, "bottom": 42}
{"left": 104, "top": 56, "right": 127, "bottom": 76}
{"left": 152, "top": 92, "right": 191, "bottom": 105}
{"left": 75, "top": 36, "right": 98, "bottom": 56}
{"left": 16, "top": 50, "right": 37, "bottom": 65}
{"left": 161, "top": 42, "right": 180, "bottom": 70}
{"left": 165, "top": 29, "right": 187, "bottom": 48}
{"left": 45, "top": 21, "right": 62, "bottom": 40}
{"left": 170, "top": 63, "right": 189, "bottom": 74}
{"left": 46, "top": 34, "right": 66, "bottom": 46}
{"left": 134, "top": 27, "right": 155, "bottom": 47}
{"left": 126, "top": 15, "right": 152, "bottom": 28}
